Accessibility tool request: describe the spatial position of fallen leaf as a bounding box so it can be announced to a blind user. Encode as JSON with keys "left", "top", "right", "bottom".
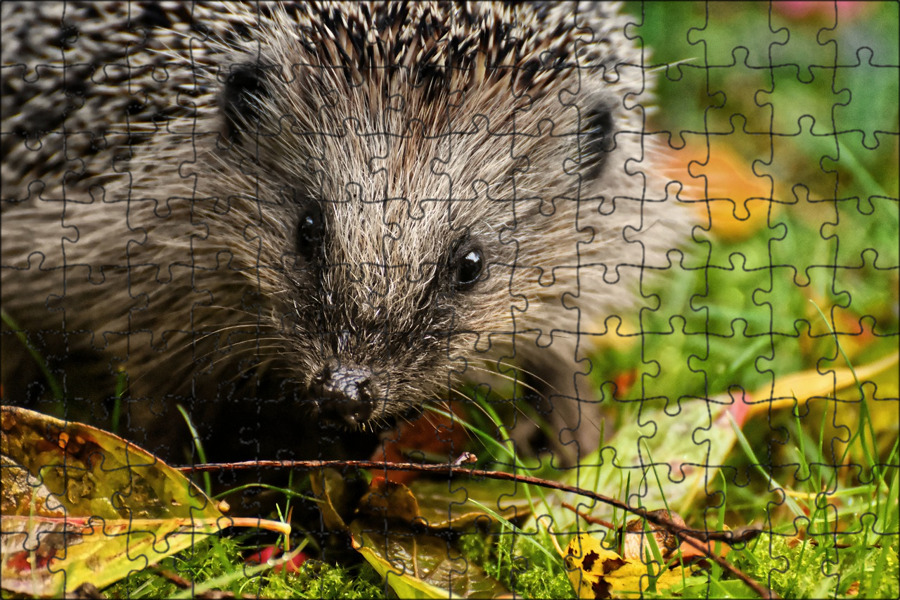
{"left": 371, "top": 406, "right": 469, "bottom": 484}
{"left": 555, "top": 352, "right": 898, "bottom": 525}
{"left": 0, "top": 406, "right": 288, "bottom": 597}
{"left": 351, "top": 524, "right": 510, "bottom": 599}
{"left": 564, "top": 534, "right": 626, "bottom": 599}
{"left": 309, "top": 468, "right": 369, "bottom": 531}
{"left": 358, "top": 476, "right": 421, "bottom": 522}
{"left": 620, "top": 510, "right": 685, "bottom": 562}
{"left": 620, "top": 510, "right": 730, "bottom": 565}
{"left": 665, "top": 141, "right": 775, "bottom": 241}
{"left": 564, "top": 533, "right": 702, "bottom": 599}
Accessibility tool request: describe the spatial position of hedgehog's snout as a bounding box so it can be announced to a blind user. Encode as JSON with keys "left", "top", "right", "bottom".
{"left": 310, "top": 363, "right": 377, "bottom": 427}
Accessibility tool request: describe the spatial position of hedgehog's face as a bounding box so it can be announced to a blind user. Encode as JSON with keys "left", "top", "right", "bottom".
{"left": 246, "top": 172, "right": 524, "bottom": 428}
{"left": 280, "top": 195, "right": 512, "bottom": 428}
{"left": 214, "top": 35, "right": 629, "bottom": 428}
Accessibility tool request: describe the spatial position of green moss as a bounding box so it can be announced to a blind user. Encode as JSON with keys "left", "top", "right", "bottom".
{"left": 511, "top": 566, "right": 576, "bottom": 599}
{"left": 459, "top": 529, "right": 574, "bottom": 599}
{"left": 258, "top": 561, "right": 385, "bottom": 599}
{"left": 734, "top": 534, "right": 899, "bottom": 599}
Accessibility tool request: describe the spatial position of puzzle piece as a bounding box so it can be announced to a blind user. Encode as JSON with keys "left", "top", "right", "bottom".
{"left": 1, "top": 2, "right": 897, "bottom": 598}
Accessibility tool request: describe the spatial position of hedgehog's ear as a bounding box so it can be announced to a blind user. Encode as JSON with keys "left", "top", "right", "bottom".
{"left": 220, "top": 63, "right": 271, "bottom": 143}
{"left": 580, "top": 101, "right": 616, "bottom": 178}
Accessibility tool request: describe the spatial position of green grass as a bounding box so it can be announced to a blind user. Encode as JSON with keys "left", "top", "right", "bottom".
{"left": 107, "top": 535, "right": 386, "bottom": 599}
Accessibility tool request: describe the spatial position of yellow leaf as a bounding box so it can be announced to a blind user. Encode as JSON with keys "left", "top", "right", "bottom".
{"left": 564, "top": 533, "right": 701, "bottom": 599}
{"left": 0, "top": 407, "right": 287, "bottom": 597}
{"left": 563, "top": 534, "right": 624, "bottom": 599}
{"left": 665, "top": 141, "right": 775, "bottom": 241}
{"left": 748, "top": 351, "right": 899, "bottom": 417}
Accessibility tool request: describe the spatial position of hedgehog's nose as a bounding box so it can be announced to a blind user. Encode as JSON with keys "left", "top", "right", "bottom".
{"left": 310, "top": 365, "right": 376, "bottom": 427}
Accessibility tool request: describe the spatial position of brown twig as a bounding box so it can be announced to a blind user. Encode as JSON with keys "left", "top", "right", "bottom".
{"left": 180, "top": 459, "right": 776, "bottom": 598}
{"left": 561, "top": 501, "right": 616, "bottom": 529}
{"left": 153, "top": 568, "right": 191, "bottom": 588}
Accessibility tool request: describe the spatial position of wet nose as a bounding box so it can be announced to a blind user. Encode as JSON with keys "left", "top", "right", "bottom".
{"left": 310, "top": 365, "right": 376, "bottom": 427}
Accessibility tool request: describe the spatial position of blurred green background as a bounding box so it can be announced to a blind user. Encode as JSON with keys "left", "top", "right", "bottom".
{"left": 599, "top": 1, "right": 898, "bottom": 459}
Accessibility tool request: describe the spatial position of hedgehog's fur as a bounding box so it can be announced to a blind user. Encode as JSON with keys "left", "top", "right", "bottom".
{"left": 2, "top": 2, "right": 687, "bottom": 464}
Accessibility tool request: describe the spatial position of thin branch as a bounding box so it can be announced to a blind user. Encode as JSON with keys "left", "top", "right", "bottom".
{"left": 181, "top": 458, "right": 775, "bottom": 599}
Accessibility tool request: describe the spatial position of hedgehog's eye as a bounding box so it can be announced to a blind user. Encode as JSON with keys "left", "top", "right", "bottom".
{"left": 582, "top": 103, "right": 615, "bottom": 176}
{"left": 296, "top": 204, "right": 324, "bottom": 261}
{"left": 455, "top": 247, "right": 484, "bottom": 290}
{"left": 221, "top": 63, "right": 269, "bottom": 143}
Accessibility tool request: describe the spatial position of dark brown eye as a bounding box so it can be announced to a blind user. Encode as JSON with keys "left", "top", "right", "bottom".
{"left": 582, "top": 102, "right": 615, "bottom": 177}
{"left": 455, "top": 248, "right": 483, "bottom": 290}
{"left": 296, "top": 204, "right": 324, "bottom": 261}
{"left": 221, "top": 63, "right": 269, "bottom": 143}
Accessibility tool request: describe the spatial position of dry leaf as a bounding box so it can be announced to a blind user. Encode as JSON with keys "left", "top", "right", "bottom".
{"left": 0, "top": 406, "right": 288, "bottom": 597}
{"left": 564, "top": 533, "right": 702, "bottom": 599}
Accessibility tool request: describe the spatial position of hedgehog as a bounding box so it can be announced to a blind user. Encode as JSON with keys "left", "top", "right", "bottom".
{"left": 1, "top": 1, "right": 687, "bottom": 465}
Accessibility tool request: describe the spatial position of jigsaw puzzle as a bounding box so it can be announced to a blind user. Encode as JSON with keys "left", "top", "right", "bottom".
{"left": 1, "top": 1, "right": 897, "bottom": 598}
